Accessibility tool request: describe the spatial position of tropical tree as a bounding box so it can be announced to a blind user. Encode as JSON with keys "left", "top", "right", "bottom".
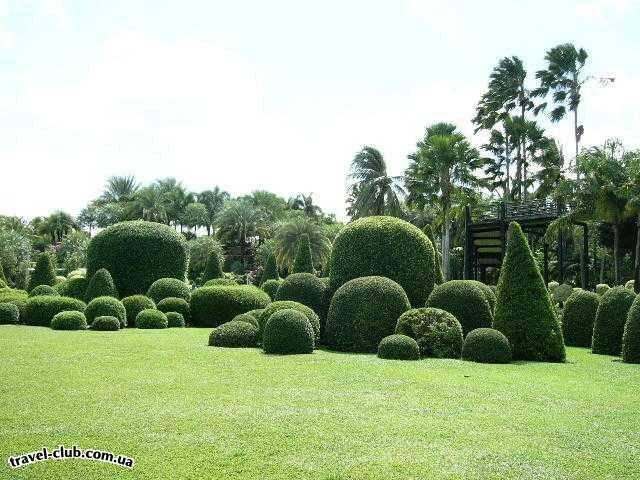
{"left": 198, "top": 187, "right": 230, "bottom": 235}
{"left": 288, "top": 193, "right": 322, "bottom": 219}
{"left": 77, "top": 204, "right": 99, "bottom": 236}
{"left": 135, "top": 185, "right": 168, "bottom": 223}
{"left": 155, "top": 178, "right": 193, "bottom": 228}
{"left": 216, "top": 199, "right": 265, "bottom": 267}
{"left": 624, "top": 149, "right": 640, "bottom": 289}
{"left": 39, "top": 211, "right": 76, "bottom": 243}
{"left": 181, "top": 202, "right": 209, "bottom": 234}
{"left": 273, "top": 216, "right": 331, "bottom": 272}
{"left": 100, "top": 175, "right": 140, "bottom": 204}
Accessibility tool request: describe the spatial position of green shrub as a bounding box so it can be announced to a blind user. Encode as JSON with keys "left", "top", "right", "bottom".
{"left": 203, "top": 249, "right": 223, "bottom": 282}
{"left": 54, "top": 276, "right": 88, "bottom": 300}
{"left": 0, "top": 288, "right": 28, "bottom": 304}
{"left": 190, "top": 285, "right": 271, "bottom": 327}
{"left": 426, "top": 280, "right": 492, "bottom": 336}
{"left": 24, "top": 296, "right": 86, "bottom": 327}
{"left": 422, "top": 224, "right": 444, "bottom": 285}
{"left": 626, "top": 280, "right": 635, "bottom": 291}
{"left": 395, "top": 307, "right": 463, "bottom": 358}
{"left": 231, "top": 313, "right": 259, "bottom": 328}
{"left": 552, "top": 283, "right": 574, "bottom": 304}
{"left": 157, "top": 297, "right": 190, "bottom": 322}
{"left": 85, "top": 268, "right": 118, "bottom": 302}
{"left": 328, "top": 216, "right": 435, "bottom": 307}
{"left": 9, "top": 299, "right": 26, "bottom": 322}
{"left": 85, "top": 296, "right": 127, "bottom": 328}
{"left": 377, "top": 334, "right": 420, "bottom": 360}
{"left": 462, "top": 328, "right": 512, "bottom": 364}
{"left": 136, "top": 309, "right": 168, "bottom": 329}
{"left": 258, "top": 301, "right": 321, "bottom": 342}
{"left": 263, "top": 309, "right": 314, "bottom": 354}
{"left": 326, "top": 276, "right": 411, "bottom": 353}
{"left": 166, "top": 312, "right": 185, "bottom": 328}
{"left": 51, "top": 311, "right": 87, "bottom": 330}
{"left": 261, "top": 279, "right": 283, "bottom": 300}
{"left": 468, "top": 280, "right": 497, "bottom": 314}
{"left": 493, "top": 222, "right": 565, "bottom": 362}
{"left": 592, "top": 286, "right": 636, "bottom": 355}
{"left": 0, "top": 263, "right": 6, "bottom": 286}
{"left": 28, "top": 253, "right": 56, "bottom": 292}
{"left": 261, "top": 253, "right": 279, "bottom": 284}
{"left": 204, "top": 278, "right": 238, "bottom": 287}
{"left": 92, "top": 316, "right": 120, "bottom": 331}
{"left": 547, "top": 281, "right": 560, "bottom": 293}
{"left": 55, "top": 276, "right": 66, "bottom": 285}
{"left": 0, "top": 303, "right": 20, "bottom": 324}
{"left": 292, "top": 234, "right": 314, "bottom": 274}
{"left": 147, "top": 278, "right": 191, "bottom": 304}
{"left": 209, "top": 321, "right": 259, "bottom": 347}
{"left": 28, "top": 285, "right": 59, "bottom": 297}
{"left": 622, "top": 295, "right": 640, "bottom": 363}
{"left": 562, "top": 290, "right": 600, "bottom": 347}
{"left": 246, "top": 309, "right": 264, "bottom": 322}
{"left": 596, "top": 284, "right": 610, "bottom": 296}
{"left": 121, "top": 295, "right": 156, "bottom": 327}
{"left": 86, "top": 220, "right": 189, "bottom": 298}
{"left": 275, "top": 273, "right": 328, "bottom": 322}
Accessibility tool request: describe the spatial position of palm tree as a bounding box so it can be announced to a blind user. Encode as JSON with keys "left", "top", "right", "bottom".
{"left": 288, "top": 194, "right": 322, "bottom": 219}
{"left": 406, "top": 123, "right": 484, "bottom": 280}
{"left": 42, "top": 211, "right": 76, "bottom": 243}
{"left": 216, "top": 200, "right": 265, "bottom": 267}
{"left": 348, "top": 146, "right": 405, "bottom": 219}
{"left": 181, "top": 202, "right": 209, "bottom": 235}
{"left": 155, "top": 178, "right": 193, "bottom": 228}
{"left": 198, "top": 187, "right": 230, "bottom": 235}
{"left": 77, "top": 204, "right": 99, "bottom": 236}
{"left": 624, "top": 149, "right": 640, "bottom": 289}
{"left": 273, "top": 216, "right": 331, "bottom": 272}
{"left": 135, "top": 185, "right": 168, "bottom": 223}
{"left": 100, "top": 175, "right": 140, "bottom": 204}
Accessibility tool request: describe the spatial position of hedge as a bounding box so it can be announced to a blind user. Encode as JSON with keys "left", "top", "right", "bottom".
{"left": 190, "top": 285, "right": 271, "bottom": 327}
{"left": 231, "top": 313, "right": 259, "bottom": 328}
{"left": 28, "top": 285, "right": 59, "bottom": 297}
{"left": 562, "top": 290, "right": 600, "bottom": 347}
{"left": 258, "top": 301, "right": 321, "bottom": 343}
{"left": 426, "top": 280, "right": 492, "bottom": 336}
{"left": 121, "top": 295, "right": 156, "bottom": 327}
{"left": 263, "top": 309, "right": 314, "bottom": 354}
{"left": 136, "top": 309, "right": 168, "bottom": 329}
{"left": 147, "top": 278, "right": 191, "bottom": 304}
{"left": 28, "top": 253, "right": 56, "bottom": 292}
{"left": 292, "top": 234, "right": 313, "bottom": 274}
{"left": 157, "top": 297, "right": 191, "bottom": 322}
{"left": 92, "top": 316, "right": 120, "bottom": 331}
{"left": 209, "top": 321, "right": 259, "bottom": 348}
{"left": 462, "top": 328, "right": 512, "bottom": 364}
{"left": 0, "top": 288, "right": 28, "bottom": 304}
{"left": 86, "top": 220, "right": 189, "bottom": 298}
{"left": 275, "top": 273, "right": 328, "bottom": 322}
{"left": 85, "top": 296, "right": 127, "bottom": 328}
{"left": 85, "top": 268, "right": 118, "bottom": 302}
{"left": 622, "top": 295, "right": 640, "bottom": 363}
{"left": 0, "top": 303, "right": 20, "bottom": 324}
{"left": 23, "top": 296, "right": 86, "bottom": 327}
{"left": 261, "top": 279, "right": 283, "bottom": 300}
{"left": 377, "top": 334, "right": 420, "bottom": 360}
{"left": 54, "top": 276, "right": 88, "bottom": 300}
{"left": 395, "top": 307, "right": 463, "bottom": 358}
{"left": 51, "top": 311, "right": 87, "bottom": 330}
{"left": 592, "top": 286, "right": 636, "bottom": 355}
{"left": 166, "top": 312, "right": 185, "bottom": 328}
{"left": 202, "top": 249, "right": 223, "bottom": 282}
{"left": 327, "top": 216, "right": 436, "bottom": 307}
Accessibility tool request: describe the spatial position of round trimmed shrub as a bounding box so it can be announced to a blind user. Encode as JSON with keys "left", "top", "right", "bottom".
{"left": 147, "top": 278, "right": 191, "bottom": 304}
{"left": 136, "top": 309, "right": 168, "bottom": 329}
{"left": 246, "top": 309, "right": 264, "bottom": 322}
{"left": 275, "top": 273, "right": 328, "bottom": 320}
{"left": 85, "top": 296, "right": 127, "bottom": 328}
{"left": 8, "top": 299, "right": 26, "bottom": 322}
{"left": 51, "top": 311, "right": 87, "bottom": 330}
{"left": 28, "top": 252, "right": 56, "bottom": 292}
{"left": 462, "top": 328, "right": 512, "bottom": 364}
{"left": 92, "top": 316, "right": 120, "bottom": 331}
{"left": 166, "top": 311, "right": 185, "bottom": 328}
{"left": 562, "top": 290, "right": 600, "bottom": 347}
{"left": 28, "top": 285, "right": 59, "bottom": 298}
{"left": 231, "top": 313, "right": 259, "bottom": 328}
{"left": 258, "top": 301, "right": 321, "bottom": 342}
{"left": 23, "top": 296, "right": 86, "bottom": 327}
{"left": 552, "top": 283, "right": 574, "bottom": 304}
{"left": 157, "top": 297, "right": 190, "bottom": 322}
{"left": 86, "top": 220, "right": 189, "bottom": 298}
{"left": 592, "top": 286, "right": 636, "bottom": 355}
{"left": 596, "top": 284, "right": 610, "bottom": 296}
{"left": 190, "top": 285, "right": 271, "bottom": 328}
{"left": 261, "top": 279, "right": 283, "bottom": 300}
{"left": 326, "top": 276, "right": 411, "bottom": 353}
{"left": 54, "top": 276, "right": 88, "bottom": 300}
{"left": 204, "top": 278, "right": 238, "bottom": 287}
{"left": 121, "top": 295, "right": 156, "bottom": 327}
{"left": 622, "top": 295, "right": 640, "bottom": 363}
{"left": 328, "top": 216, "right": 435, "bottom": 307}
{"left": 85, "top": 268, "right": 118, "bottom": 302}
{"left": 263, "top": 309, "right": 314, "bottom": 354}
{"left": 209, "top": 321, "right": 258, "bottom": 347}
{"left": 0, "top": 303, "right": 20, "bottom": 324}
{"left": 468, "top": 280, "right": 497, "bottom": 314}
{"left": 377, "top": 334, "right": 420, "bottom": 360}
{"left": 426, "top": 280, "right": 492, "bottom": 336}
{"left": 395, "top": 307, "right": 463, "bottom": 358}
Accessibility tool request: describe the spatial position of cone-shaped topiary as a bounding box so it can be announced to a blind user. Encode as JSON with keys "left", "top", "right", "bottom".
{"left": 292, "top": 234, "right": 314, "bottom": 274}
{"left": 622, "top": 295, "right": 640, "bottom": 363}
{"left": 562, "top": 289, "right": 600, "bottom": 347}
{"left": 263, "top": 309, "right": 314, "bottom": 354}
{"left": 85, "top": 296, "right": 127, "bottom": 328}
{"left": 29, "top": 285, "right": 59, "bottom": 297}
{"left": 395, "top": 307, "right": 463, "bottom": 358}
{"left": 462, "top": 328, "right": 512, "bottom": 364}
{"left": 209, "top": 320, "right": 259, "bottom": 348}
{"left": 422, "top": 224, "right": 444, "bottom": 285}
{"left": 262, "top": 252, "right": 279, "bottom": 284}
{"left": 85, "top": 268, "right": 118, "bottom": 303}
{"left": 146, "top": 278, "right": 191, "bottom": 304}
{"left": 0, "top": 303, "right": 20, "bottom": 324}
{"left": 426, "top": 280, "right": 492, "bottom": 336}
{"left": 203, "top": 249, "right": 223, "bottom": 282}
{"left": 136, "top": 309, "right": 168, "bottom": 329}
{"left": 592, "top": 286, "right": 636, "bottom": 356}
{"left": 492, "top": 222, "right": 565, "bottom": 362}
{"left": 51, "top": 311, "right": 87, "bottom": 330}
{"left": 28, "top": 252, "right": 57, "bottom": 292}
{"left": 377, "top": 334, "right": 420, "bottom": 360}
{"left": 121, "top": 295, "right": 156, "bottom": 327}
{"left": 261, "top": 279, "right": 283, "bottom": 300}
{"left": 92, "top": 316, "right": 120, "bottom": 331}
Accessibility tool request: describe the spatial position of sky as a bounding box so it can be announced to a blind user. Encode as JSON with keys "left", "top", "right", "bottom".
{"left": 1, "top": 0, "right": 639, "bottom": 220}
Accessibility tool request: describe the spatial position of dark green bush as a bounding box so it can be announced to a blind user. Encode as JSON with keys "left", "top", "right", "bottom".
{"left": 622, "top": 295, "right": 640, "bottom": 363}
{"left": 202, "top": 249, "right": 223, "bottom": 282}
{"left": 157, "top": 297, "right": 190, "bottom": 322}
{"left": 468, "top": 280, "right": 497, "bottom": 314}
{"left": 246, "top": 309, "right": 264, "bottom": 322}
{"left": 85, "top": 268, "right": 118, "bottom": 302}
{"left": 562, "top": 290, "right": 600, "bottom": 347}
{"left": 51, "top": 311, "right": 87, "bottom": 330}
{"left": 136, "top": 309, "right": 168, "bottom": 329}
{"left": 0, "top": 303, "right": 20, "bottom": 324}
{"left": 493, "top": 222, "right": 565, "bottom": 362}
{"left": 8, "top": 298, "right": 26, "bottom": 322}
{"left": 592, "top": 286, "right": 636, "bottom": 355}
{"left": 28, "top": 253, "right": 56, "bottom": 292}
{"left": 263, "top": 309, "right": 314, "bottom": 354}
{"left": 166, "top": 311, "right": 185, "bottom": 327}
{"left": 462, "top": 328, "right": 512, "bottom": 364}
{"left": 422, "top": 224, "right": 444, "bottom": 285}
{"left": 85, "top": 296, "right": 127, "bottom": 328}
{"left": 209, "top": 320, "right": 259, "bottom": 348}
{"left": 24, "top": 296, "right": 86, "bottom": 327}
{"left": 190, "top": 285, "right": 271, "bottom": 327}
{"left": 261, "top": 279, "right": 283, "bottom": 300}
{"left": 292, "top": 234, "right": 313, "bottom": 274}
{"left": 395, "top": 307, "right": 463, "bottom": 358}
{"left": 231, "top": 313, "right": 259, "bottom": 328}
{"left": 258, "top": 301, "right": 320, "bottom": 342}
{"left": 377, "top": 334, "right": 420, "bottom": 360}
{"left": 147, "top": 278, "right": 191, "bottom": 304}
{"left": 426, "top": 280, "right": 492, "bottom": 336}
{"left": 54, "top": 276, "right": 88, "bottom": 300}
{"left": 328, "top": 216, "right": 435, "bottom": 307}
{"left": 86, "top": 220, "right": 189, "bottom": 298}
{"left": 326, "top": 276, "right": 411, "bottom": 353}
{"left": 204, "top": 278, "right": 238, "bottom": 287}
{"left": 275, "top": 273, "right": 328, "bottom": 321}
{"left": 28, "top": 285, "right": 59, "bottom": 297}
{"left": 121, "top": 295, "right": 156, "bottom": 327}
{"left": 92, "top": 316, "right": 120, "bottom": 331}
{"left": 261, "top": 253, "right": 279, "bottom": 284}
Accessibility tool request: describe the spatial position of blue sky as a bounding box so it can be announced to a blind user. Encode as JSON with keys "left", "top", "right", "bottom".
{"left": 1, "top": 0, "right": 639, "bottom": 219}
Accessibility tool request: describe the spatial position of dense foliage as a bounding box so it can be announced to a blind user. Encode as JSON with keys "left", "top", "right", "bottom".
{"left": 377, "top": 334, "right": 420, "bottom": 360}
{"left": 91, "top": 316, "right": 120, "bottom": 331}
{"left": 23, "top": 296, "right": 86, "bottom": 327}
{"left": 622, "top": 295, "right": 640, "bottom": 363}
{"left": 261, "top": 279, "right": 283, "bottom": 300}
{"left": 562, "top": 290, "right": 600, "bottom": 347}
{"left": 157, "top": 297, "right": 191, "bottom": 322}
{"left": 395, "top": 307, "right": 463, "bottom": 358}
{"left": 592, "top": 286, "right": 636, "bottom": 355}
{"left": 28, "top": 253, "right": 56, "bottom": 292}
{"left": 85, "top": 268, "right": 118, "bottom": 302}
{"left": 231, "top": 313, "right": 259, "bottom": 328}
{"left": 166, "top": 311, "right": 185, "bottom": 328}
{"left": 54, "top": 276, "right": 88, "bottom": 300}
{"left": 292, "top": 234, "right": 314, "bottom": 274}
{"left": 426, "top": 281, "right": 492, "bottom": 336}
{"left": 258, "top": 301, "right": 320, "bottom": 342}
{"left": 85, "top": 296, "right": 127, "bottom": 328}
{"left": 29, "top": 285, "right": 58, "bottom": 297}
{"left": 190, "top": 285, "right": 271, "bottom": 327}
{"left": 275, "top": 273, "right": 328, "bottom": 322}
{"left": 0, "top": 302, "right": 20, "bottom": 324}
{"left": 262, "top": 309, "right": 315, "bottom": 354}
{"left": 462, "top": 328, "right": 512, "bottom": 364}
{"left": 121, "top": 295, "right": 156, "bottom": 327}
{"left": 51, "top": 310, "right": 87, "bottom": 330}
{"left": 202, "top": 248, "right": 223, "bottom": 282}
{"left": 147, "top": 278, "right": 191, "bottom": 304}
{"left": 136, "top": 309, "right": 168, "bottom": 329}
{"left": 209, "top": 320, "right": 259, "bottom": 348}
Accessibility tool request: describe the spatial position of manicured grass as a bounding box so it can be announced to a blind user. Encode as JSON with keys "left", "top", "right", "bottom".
{"left": 1, "top": 326, "right": 639, "bottom": 479}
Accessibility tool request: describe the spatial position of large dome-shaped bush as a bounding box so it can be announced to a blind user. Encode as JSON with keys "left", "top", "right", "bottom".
{"left": 592, "top": 286, "right": 636, "bottom": 356}
{"left": 23, "top": 296, "right": 86, "bottom": 327}
{"left": 190, "top": 285, "right": 271, "bottom": 327}
{"left": 468, "top": 280, "right": 497, "bottom": 313}
{"left": 209, "top": 320, "right": 259, "bottom": 348}
{"left": 562, "top": 289, "right": 600, "bottom": 347}
{"left": 258, "top": 301, "right": 321, "bottom": 342}
{"left": 327, "top": 216, "right": 435, "bottom": 307}
{"left": 622, "top": 295, "right": 640, "bottom": 363}
{"left": 147, "top": 278, "right": 191, "bottom": 304}
{"left": 395, "top": 307, "right": 463, "bottom": 358}
{"left": 326, "top": 276, "right": 411, "bottom": 353}
{"left": 86, "top": 220, "right": 189, "bottom": 298}
{"left": 377, "top": 334, "right": 420, "bottom": 360}
{"left": 85, "top": 296, "right": 127, "bottom": 328}
{"left": 51, "top": 311, "right": 87, "bottom": 330}
{"left": 462, "top": 328, "right": 512, "bottom": 364}
{"left": 426, "top": 280, "right": 492, "bottom": 336}
{"left": 263, "top": 309, "right": 314, "bottom": 354}
{"left": 275, "top": 273, "right": 328, "bottom": 321}
{"left": 121, "top": 295, "right": 156, "bottom": 327}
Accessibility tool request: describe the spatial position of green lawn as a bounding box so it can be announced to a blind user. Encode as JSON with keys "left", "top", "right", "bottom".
{"left": 1, "top": 326, "right": 638, "bottom": 480}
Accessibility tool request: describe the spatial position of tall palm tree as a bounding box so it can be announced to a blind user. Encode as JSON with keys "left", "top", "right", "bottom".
{"left": 216, "top": 200, "right": 265, "bottom": 267}
{"left": 42, "top": 211, "right": 76, "bottom": 243}
{"left": 198, "top": 187, "right": 230, "bottom": 235}
{"left": 135, "top": 185, "right": 168, "bottom": 223}
{"left": 288, "top": 194, "right": 322, "bottom": 219}
{"left": 155, "top": 178, "right": 193, "bottom": 228}
{"left": 101, "top": 175, "right": 140, "bottom": 204}
{"left": 273, "top": 216, "right": 332, "bottom": 272}
{"left": 348, "top": 146, "right": 405, "bottom": 219}
{"left": 624, "top": 149, "right": 640, "bottom": 289}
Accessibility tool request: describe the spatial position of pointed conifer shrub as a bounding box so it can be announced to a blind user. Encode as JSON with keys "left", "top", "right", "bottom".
{"left": 28, "top": 253, "right": 57, "bottom": 292}
{"left": 203, "top": 249, "right": 223, "bottom": 282}
{"left": 292, "top": 234, "right": 313, "bottom": 274}
{"left": 261, "top": 253, "right": 279, "bottom": 284}
{"left": 622, "top": 295, "right": 640, "bottom": 363}
{"left": 492, "top": 222, "right": 565, "bottom": 362}
{"left": 592, "top": 286, "right": 636, "bottom": 356}
{"left": 85, "top": 268, "right": 118, "bottom": 302}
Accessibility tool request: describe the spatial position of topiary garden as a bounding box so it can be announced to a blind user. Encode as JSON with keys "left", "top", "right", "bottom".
{"left": 426, "top": 280, "right": 492, "bottom": 336}
{"left": 592, "top": 286, "right": 636, "bottom": 356}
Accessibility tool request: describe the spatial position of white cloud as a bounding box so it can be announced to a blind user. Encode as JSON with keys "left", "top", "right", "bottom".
{"left": 576, "top": 0, "right": 639, "bottom": 24}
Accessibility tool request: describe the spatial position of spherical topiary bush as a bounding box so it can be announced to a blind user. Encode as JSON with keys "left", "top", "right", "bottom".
{"left": 328, "top": 216, "right": 435, "bottom": 307}
{"left": 157, "top": 297, "right": 190, "bottom": 322}
{"left": 190, "top": 285, "right": 271, "bottom": 328}
{"left": 0, "top": 303, "right": 20, "bottom": 324}
{"left": 209, "top": 321, "right": 259, "bottom": 348}
{"left": 275, "top": 273, "right": 328, "bottom": 321}
{"left": 326, "top": 276, "right": 411, "bottom": 353}
{"left": 92, "top": 316, "right": 120, "bottom": 331}
{"left": 84, "top": 268, "right": 118, "bottom": 302}
{"left": 8, "top": 299, "right": 26, "bottom": 322}
{"left": 51, "top": 311, "right": 87, "bottom": 330}
{"left": 258, "top": 301, "right": 321, "bottom": 343}
{"left": 121, "top": 295, "right": 156, "bottom": 327}
{"left": 467, "top": 280, "right": 497, "bottom": 314}
{"left": 377, "top": 334, "right": 420, "bottom": 360}
{"left": 592, "top": 286, "right": 636, "bottom": 356}
{"left": 395, "top": 307, "right": 463, "bottom": 358}
{"left": 86, "top": 220, "right": 189, "bottom": 298}
{"left": 462, "top": 328, "right": 512, "bottom": 364}
{"left": 261, "top": 279, "right": 283, "bottom": 300}
{"left": 166, "top": 311, "right": 185, "bottom": 328}
{"left": 562, "top": 290, "right": 600, "bottom": 347}
{"left": 136, "top": 309, "right": 168, "bottom": 329}
{"left": 622, "top": 295, "right": 640, "bottom": 363}
{"left": 54, "top": 276, "right": 88, "bottom": 300}
{"left": 147, "top": 278, "right": 191, "bottom": 304}
{"left": 23, "top": 296, "right": 86, "bottom": 327}
{"left": 28, "top": 285, "right": 59, "bottom": 298}
{"left": 231, "top": 313, "right": 259, "bottom": 328}
{"left": 263, "top": 309, "right": 314, "bottom": 354}
{"left": 28, "top": 252, "right": 56, "bottom": 292}
{"left": 596, "top": 284, "right": 610, "bottom": 296}
{"left": 204, "top": 278, "right": 238, "bottom": 287}
{"left": 85, "top": 296, "right": 127, "bottom": 328}
{"left": 426, "top": 280, "right": 492, "bottom": 336}
{"left": 552, "top": 283, "right": 574, "bottom": 305}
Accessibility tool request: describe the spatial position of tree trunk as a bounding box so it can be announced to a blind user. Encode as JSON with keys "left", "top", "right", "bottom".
{"left": 504, "top": 130, "right": 511, "bottom": 199}
{"left": 442, "top": 207, "right": 451, "bottom": 281}
{"left": 515, "top": 141, "right": 522, "bottom": 202}
{"left": 613, "top": 223, "right": 620, "bottom": 284}
{"left": 574, "top": 104, "right": 580, "bottom": 180}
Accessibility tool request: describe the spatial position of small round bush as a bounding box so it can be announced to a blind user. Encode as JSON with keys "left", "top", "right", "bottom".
{"left": 622, "top": 295, "right": 640, "bottom": 363}
{"left": 92, "top": 316, "right": 120, "bottom": 331}
{"left": 85, "top": 296, "right": 127, "bottom": 328}
{"left": 84, "top": 268, "right": 118, "bottom": 302}
{"left": 426, "top": 280, "right": 492, "bottom": 336}
{"left": 28, "top": 285, "right": 59, "bottom": 298}
{"left": 258, "top": 301, "right": 321, "bottom": 342}
{"left": 562, "top": 289, "right": 600, "bottom": 347}
{"left": 275, "top": 273, "right": 328, "bottom": 320}
{"left": 377, "top": 334, "right": 420, "bottom": 360}
{"left": 51, "top": 311, "right": 87, "bottom": 330}
{"left": 263, "top": 309, "right": 314, "bottom": 354}
{"left": 204, "top": 278, "right": 238, "bottom": 287}
{"left": 190, "top": 285, "right": 271, "bottom": 328}
{"left": 54, "top": 276, "right": 88, "bottom": 300}
{"left": 395, "top": 307, "right": 463, "bottom": 358}
{"left": 596, "top": 284, "right": 610, "bottom": 296}
{"left": 8, "top": 299, "right": 26, "bottom": 322}
{"left": 552, "top": 283, "right": 574, "bottom": 304}
{"left": 23, "top": 296, "right": 87, "bottom": 327}
{"left": 136, "top": 309, "right": 168, "bottom": 329}
{"left": 592, "top": 286, "right": 636, "bottom": 355}
{"left": 209, "top": 321, "right": 258, "bottom": 348}
{"left": 157, "top": 297, "right": 190, "bottom": 322}
{"left": 121, "top": 295, "right": 156, "bottom": 327}
{"left": 231, "top": 313, "right": 259, "bottom": 328}
{"left": 0, "top": 303, "right": 20, "bottom": 324}
{"left": 261, "top": 279, "right": 283, "bottom": 300}
{"left": 462, "top": 328, "right": 512, "bottom": 364}
{"left": 166, "top": 311, "right": 185, "bottom": 328}
{"left": 147, "top": 278, "right": 191, "bottom": 304}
